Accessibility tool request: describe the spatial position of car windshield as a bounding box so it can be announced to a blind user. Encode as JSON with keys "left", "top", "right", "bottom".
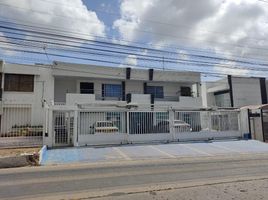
{"left": 97, "top": 122, "right": 114, "bottom": 127}
{"left": 174, "top": 120, "right": 185, "bottom": 125}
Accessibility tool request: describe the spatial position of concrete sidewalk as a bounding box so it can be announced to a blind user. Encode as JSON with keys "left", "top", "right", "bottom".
{"left": 41, "top": 140, "right": 268, "bottom": 165}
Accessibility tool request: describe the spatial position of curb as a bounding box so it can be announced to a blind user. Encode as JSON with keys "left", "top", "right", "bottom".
{"left": 39, "top": 145, "right": 47, "bottom": 165}
{"left": 0, "top": 155, "right": 32, "bottom": 168}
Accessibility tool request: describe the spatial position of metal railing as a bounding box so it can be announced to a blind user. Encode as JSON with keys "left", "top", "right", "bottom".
{"left": 174, "top": 110, "right": 239, "bottom": 133}
{"left": 0, "top": 104, "right": 43, "bottom": 148}
{"left": 46, "top": 105, "right": 241, "bottom": 147}
{"left": 128, "top": 111, "right": 170, "bottom": 134}
{"left": 79, "top": 111, "right": 126, "bottom": 135}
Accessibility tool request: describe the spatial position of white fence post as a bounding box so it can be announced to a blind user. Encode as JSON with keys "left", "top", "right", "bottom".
{"left": 73, "top": 107, "right": 79, "bottom": 147}
{"left": 169, "top": 108, "right": 175, "bottom": 141}
{"left": 208, "top": 111, "right": 212, "bottom": 131}
{"left": 46, "top": 108, "right": 53, "bottom": 148}
{"left": 126, "top": 111, "right": 130, "bottom": 143}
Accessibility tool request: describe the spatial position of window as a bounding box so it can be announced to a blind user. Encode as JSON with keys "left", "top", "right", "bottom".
{"left": 80, "top": 82, "right": 94, "bottom": 94}
{"left": 146, "top": 86, "right": 164, "bottom": 98}
{"left": 102, "top": 84, "right": 122, "bottom": 98}
{"left": 4, "top": 74, "right": 34, "bottom": 92}
{"left": 180, "top": 86, "right": 192, "bottom": 97}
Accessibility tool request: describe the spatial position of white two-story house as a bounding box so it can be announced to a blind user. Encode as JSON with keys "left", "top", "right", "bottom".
{"left": 52, "top": 61, "right": 202, "bottom": 109}
{"left": 0, "top": 60, "right": 203, "bottom": 136}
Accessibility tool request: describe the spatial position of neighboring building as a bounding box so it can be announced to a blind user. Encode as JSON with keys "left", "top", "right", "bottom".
{"left": 202, "top": 75, "right": 268, "bottom": 108}
{"left": 0, "top": 61, "right": 53, "bottom": 133}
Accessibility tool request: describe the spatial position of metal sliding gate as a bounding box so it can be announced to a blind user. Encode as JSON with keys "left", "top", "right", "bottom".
{"left": 49, "top": 108, "right": 242, "bottom": 147}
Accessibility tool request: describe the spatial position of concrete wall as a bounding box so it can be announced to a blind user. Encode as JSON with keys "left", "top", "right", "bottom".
{"left": 1, "top": 63, "right": 54, "bottom": 127}
{"left": 54, "top": 78, "right": 76, "bottom": 103}
{"left": 232, "top": 77, "right": 262, "bottom": 107}
{"left": 52, "top": 61, "right": 201, "bottom": 83}
{"left": 201, "top": 82, "right": 217, "bottom": 108}
{"left": 54, "top": 77, "right": 201, "bottom": 108}
{"left": 203, "top": 77, "right": 264, "bottom": 108}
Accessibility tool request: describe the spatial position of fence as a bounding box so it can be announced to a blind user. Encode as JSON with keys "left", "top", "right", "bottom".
{"left": 45, "top": 106, "right": 241, "bottom": 147}
{"left": 0, "top": 104, "right": 43, "bottom": 148}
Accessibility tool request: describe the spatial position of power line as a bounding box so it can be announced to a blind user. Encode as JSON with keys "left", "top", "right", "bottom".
{"left": 1, "top": 2, "right": 268, "bottom": 56}
{"left": 1, "top": 41, "right": 267, "bottom": 78}
{"left": 1, "top": 17, "right": 268, "bottom": 62}
{"left": 2, "top": 33, "right": 268, "bottom": 68}
{"left": 3, "top": 0, "right": 268, "bottom": 44}
{"left": 2, "top": 22, "right": 268, "bottom": 68}
{"left": 1, "top": 38, "right": 267, "bottom": 73}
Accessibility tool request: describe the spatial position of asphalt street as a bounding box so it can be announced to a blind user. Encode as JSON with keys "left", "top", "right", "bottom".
{"left": 1, "top": 154, "right": 268, "bottom": 200}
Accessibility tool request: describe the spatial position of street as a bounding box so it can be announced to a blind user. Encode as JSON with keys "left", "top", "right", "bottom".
{"left": 1, "top": 154, "right": 268, "bottom": 199}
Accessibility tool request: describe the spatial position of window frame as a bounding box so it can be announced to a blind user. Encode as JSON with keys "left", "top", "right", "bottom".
{"left": 102, "top": 84, "right": 122, "bottom": 98}
{"left": 180, "top": 86, "right": 192, "bottom": 97}
{"left": 146, "top": 86, "right": 164, "bottom": 99}
{"left": 80, "top": 82, "right": 94, "bottom": 94}
{"left": 4, "top": 74, "right": 34, "bottom": 92}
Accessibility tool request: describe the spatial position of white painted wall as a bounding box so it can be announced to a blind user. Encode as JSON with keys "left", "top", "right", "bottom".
{"left": 54, "top": 78, "right": 77, "bottom": 103}
{"left": 54, "top": 76, "right": 201, "bottom": 108}
{"left": 66, "top": 94, "right": 95, "bottom": 105}
{"left": 155, "top": 97, "right": 202, "bottom": 109}
{"left": 126, "top": 80, "right": 143, "bottom": 94}
{"left": 2, "top": 63, "right": 54, "bottom": 126}
{"left": 232, "top": 77, "right": 262, "bottom": 107}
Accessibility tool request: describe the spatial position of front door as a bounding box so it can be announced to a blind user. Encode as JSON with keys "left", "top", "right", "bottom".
{"left": 53, "top": 111, "right": 73, "bottom": 147}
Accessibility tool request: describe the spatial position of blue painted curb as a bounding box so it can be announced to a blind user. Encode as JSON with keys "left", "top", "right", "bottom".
{"left": 39, "top": 145, "right": 47, "bottom": 165}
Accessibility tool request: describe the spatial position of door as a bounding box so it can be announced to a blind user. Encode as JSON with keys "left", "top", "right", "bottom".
{"left": 262, "top": 110, "right": 268, "bottom": 142}
{"left": 53, "top": 111, "right": 73, "bottom": 147}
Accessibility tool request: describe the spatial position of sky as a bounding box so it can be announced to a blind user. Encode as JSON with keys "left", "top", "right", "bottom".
{"left": 1, "top": 0, "right": 268, "bottom": 79}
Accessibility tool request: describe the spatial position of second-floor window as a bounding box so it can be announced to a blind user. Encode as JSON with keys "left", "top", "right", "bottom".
{"left": 4, "top": 74, "right": 34, "bottom": 92}
{"left": 146, "top": 86, "right": 164, "bottom": 98}
{"left": 180, "top": 86, "right": 192, "bottom": 97}
{"left": 102, "top": 84, "right": 122, "bottom": 98}
{"left": 80, "top": 82, "right": 94, "bottom": 94}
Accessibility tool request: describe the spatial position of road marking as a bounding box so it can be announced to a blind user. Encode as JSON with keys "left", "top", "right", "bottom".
{"left": 182, "top": 144, "right": 213, "bottom": 156}
{"left": 112, "top": 147, "right": 132, "bottom": 161}
{"left": 149, "top": 145, "right": 176, "bottom": 158}
{"left": 210, "top": 143, "right": 240, "bottom": 153}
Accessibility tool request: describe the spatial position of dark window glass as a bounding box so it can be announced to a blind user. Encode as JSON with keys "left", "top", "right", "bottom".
{"left": 102, "top": 84, "right": 122, "bottom": 98}
{"left": 80, "top": 82, "right": 94, "bottom": 94}
{"left": 4, "top": 74, "right": 34, "bottom": 92}
{"left": 181, "top": 86, "right": 192, "bottom": 97}
{"left": 146, "top": 86, "right": 164, "bottom": 98}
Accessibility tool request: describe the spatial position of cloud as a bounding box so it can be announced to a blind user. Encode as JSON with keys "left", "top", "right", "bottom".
{"left": 0, "top": 0, "right": 105, "bottom": 39}
{"left": 120, "top": 55, "right": 137, "bottom": 67}
{"left": 113, "top": 0, "right": 268, "bottom": 63}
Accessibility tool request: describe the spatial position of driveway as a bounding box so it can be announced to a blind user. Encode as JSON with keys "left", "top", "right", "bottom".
{"left": 41, "top": 140, "right": 268, "bottom": 165}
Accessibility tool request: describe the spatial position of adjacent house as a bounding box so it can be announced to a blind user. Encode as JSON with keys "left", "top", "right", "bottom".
{"left": 202, "top": 75, "right": 268, "bottom": 108}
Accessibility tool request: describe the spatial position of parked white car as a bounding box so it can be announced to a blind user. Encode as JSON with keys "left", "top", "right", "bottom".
{"left": 173, "top": 120, "right": 192, "bottom": 132}
{"left": 153, "top": 120, "right": 192, "bottom": 133}
{"left": 90, "top": 121, "right": 119, "bottom": 134}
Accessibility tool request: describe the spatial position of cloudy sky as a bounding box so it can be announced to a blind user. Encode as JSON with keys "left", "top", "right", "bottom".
{"left": 0, "top": 0, "right": 268, "bottom": 77}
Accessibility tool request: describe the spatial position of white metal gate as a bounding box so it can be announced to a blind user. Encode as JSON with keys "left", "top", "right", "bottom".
{"left": 52, "top": 111, "right": 74, "bottom": 147}
{"left": 77, "top": 110, "right": 127, "bottom": 146}
{"left": 48, "top": 107, "right": 242, "bottom": 147}
{"left": 128, "top": 111, "right": 173, "bottom": 143}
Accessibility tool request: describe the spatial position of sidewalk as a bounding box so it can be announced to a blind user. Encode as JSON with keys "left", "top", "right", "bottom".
{"left": 41, "top": 140, "right": 268, "bottom": 165}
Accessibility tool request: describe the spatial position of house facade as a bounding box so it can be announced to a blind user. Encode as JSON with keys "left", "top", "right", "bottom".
{"left": 52, "top": 61, "right": 202, "bottom": 109}
{"left": 0, "top": 60, "right": 203, "bottom": 136}
{"left": 202, "top": 75, "right": 268, "bottom": 108}
{"left": 0, "top": 60, "right": 246, "bottom": 147}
